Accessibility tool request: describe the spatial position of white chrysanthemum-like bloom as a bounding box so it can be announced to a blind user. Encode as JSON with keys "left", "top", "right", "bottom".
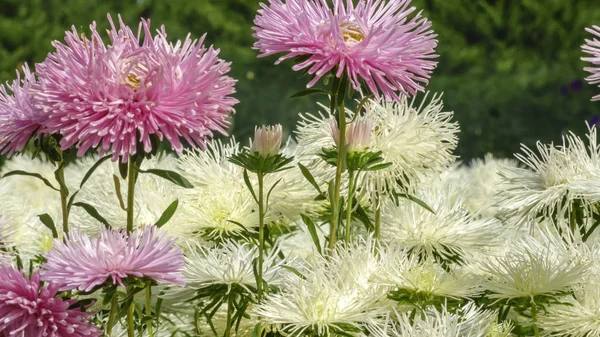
{"left": 479, "top": 235, "right": 587, "bottom": 300}
{"left": 498, "top": 126, "right": 600, "bottom": 227}
{"left": 369, "top": 303, "right": 511, "bottom": 337}
{"left": 253, "top": 240, "right": 388, "bottom": 336}
{"left": 184, "top": 240, "right": 285, "bottom": 293}
{"left": 295, "top": 93, "right": 458, "bottom": 199}
{"left": 380, "top": 178, "right": 504, "bottom": 263}
{"left": 177, "top": 138, "right": 321, "bottom": 239}
{"left": 538, "top": 283, "right": 600, "bottom": 337}
{"left": 73, "top": 155, "right": 187, "bottom": 236}
{"left": 0, "top": 156, "right": 81, "bottom": 260}
{"left": 374, "top": 246, "right": 483, "bottom": 301}
{"left": 444, "top": 154, "right": 519, "bottom": 218}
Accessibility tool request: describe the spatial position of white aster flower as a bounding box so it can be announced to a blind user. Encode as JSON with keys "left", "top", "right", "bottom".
{"left": 538, "top": 283, "right": 600, "bottom": 337}
{"left": 498, "top": 126, "right": 600, "bottom": 228}
{"left": 253, "top": 240, "right": 388, "bottom": 336}
{"left": 294, "top": 92, "right": 459, "bottom": 200}
{"left": 374, "top": 246, "right": 483, "bottom": 305}
{"left": 369, "top": 303, "right": 510, "bottom": 337}
{"left": 479, "top": 235, "right": 587, "bottom": 301}
{"left": 279, "top": 219, "right": 329, "bottom": 262}
{"left": 184, "top": 240, "right": 285, "bottom": 293}
{"left": 0, "top": 155, "right": 69, "bottom": 260}
{"left": 177, "top": 138, "right": 321, "bottom": 239}
{"left": 380, "top": 179, "right": 504, "bottom": 264}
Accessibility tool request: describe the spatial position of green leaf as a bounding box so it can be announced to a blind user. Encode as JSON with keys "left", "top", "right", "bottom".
{"left": 154, "top": 199, "right": 179, "bottom": 228}
{"left": 265, "top": 178, "right": 282, "bottom": 212}
{"left": 3, "top": 170, "right": 59, "bottom": 191}
{"left": 396, "top": 193, "right": 436, "bottom": 214}
{"left": 301, "top": 214, "right": 322, "bottom": 255}
{"left": 73, "top": 202, "right": 112, "bottom": 228}
{"left": 66, "top": 190, "right": 79, "bottom": 211}
{"left": 280, "top": 265, "right": 307, "bottom": 280}
{"left": 53, "top": 163, "right": 69, "bottom": 195}
{"left": 298, "top": 163, "right": 324, "bottom": 195}
{"left": 140, "top": 169, "right": 194, "bottom": 188}
{"left": 113, "top": 175, "right": 126, "bottom": 211}
{"left": 38, "top": 213, "right": 58, "bottom": 238}
{"left": 243, "top": 169, "right": 258, "bottom": 203}
{"left": 289, "top": 88, "right": 329, "bottom": 98}
{"left": 80, "top": 154, "right": 111, "bottom": 188}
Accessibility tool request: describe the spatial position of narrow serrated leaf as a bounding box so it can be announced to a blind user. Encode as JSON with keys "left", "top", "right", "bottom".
{"left": 3, "top": 170, "right": 59, "bottom": 191}
{"left": 298, "top": 163, "right": 323, "bottom": 195}
{"left": 141, "top": 169, "right": 193, "bottom": 188}
{"left": 289, "top": 88, "right": 330, "bottom": 98}
{"left": 38, "top": 213, "right": 58, "bottom": 238}
{"left": 73, "top": 202, "right": 112, "bottom": 228}
{"left": 280, "top": 265, "right": 307, "bottom": 280}
{"left": 301, "top": 214, "right": 322, "bottom": 255}
{"left": 112, "top": 175, "right": 126, "bottom": 211}
{"left": 396, "top": 193, "right": 436, "bottom": 214}
{"left": 154, "top": 199, "right": 178, "bottom": 228}
{"left": 243, "top": 169, "right": 258, "bottom": 203}
{"left": 80, "top": 155, "right": 111, "bottom": 188}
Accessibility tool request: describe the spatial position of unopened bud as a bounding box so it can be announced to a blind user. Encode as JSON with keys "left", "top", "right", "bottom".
{"left": 251, "top": 124, "right": 283, "bottom": 157}
{"left": 331, "top": 119, "right": 372, "bottom": 153}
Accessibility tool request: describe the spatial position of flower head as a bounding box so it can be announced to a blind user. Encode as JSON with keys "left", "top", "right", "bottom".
{"left": 0, "top": 64, "right": 45, "bottom": 157}
{"left": 583, "top": 26, "right": 600, "bottom": 101}
{"left": 184, "top": 240, "right": 285, "bottom": 293}
{"left": 479, "top": 235, "right": 587, "bottom": 301}
{"left": 251, "top": 124, "right": 283, "bottom": 157}
{"left": 332, "top": 119, "right": 373, "bottom": 153}
{"left": 34, "top": 15, "right": 238, "bottom": 161}
{"left": 41, "top": 226, "right": 184, "bottom": 292}
{"left": 538, "top": 283, "right": 600, "bottom": 337}
{"left": 369, "top": 303, "right": 511, "bottom": 337}
{"left": 0, "top": 266, "right": 101, "bottom": 337}
{"left": 253, "top": 0, "right": 438, "bottom": 101}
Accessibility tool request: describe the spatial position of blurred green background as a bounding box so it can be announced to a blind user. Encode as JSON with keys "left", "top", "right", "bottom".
{"left": 1, "top": 0, "right": 599, "bottom": 161}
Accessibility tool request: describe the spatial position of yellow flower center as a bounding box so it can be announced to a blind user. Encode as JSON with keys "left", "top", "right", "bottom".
{"left": 121, "top": 63, "right": 149, "bottom": 91}
{"left": 340, "top": 21, "right": 364, "bottom": 46}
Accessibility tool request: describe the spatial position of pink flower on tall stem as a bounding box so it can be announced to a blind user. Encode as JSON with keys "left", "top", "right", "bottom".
{"left": 0, "top": 266, "right": 101, "bottom": 337}
{"left": 583, "top": 26, "right": 600, "bottom": 101}
{"left": 41, "top": 226, "right": 184, "bottom": 292}
{"left": 0, "top": 64, "right": 45, "bottom": 156}
{"left": 253, "top": 0, "right": 438, "bottom": 101}
{"left": 33, "top": 14, "right": 238, "bottom": 161}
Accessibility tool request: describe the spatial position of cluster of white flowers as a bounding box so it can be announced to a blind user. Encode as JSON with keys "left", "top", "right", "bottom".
{"left": 4, "top": 92, "right": 600, "bottom": 337}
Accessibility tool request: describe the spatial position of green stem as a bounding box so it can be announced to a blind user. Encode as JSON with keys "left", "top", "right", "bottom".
{"left": 224, "top": 293, "right": 234, "bottom": 337}
{"left": 56, "top": 160, "right": 70, "bottom": 240}
{"left": 344, "top": 169, "right": 356, "bottom": 245}
{"left": 329, "top": 100, "right": 346, "bottom": 252}
{"left": 257, "top": 172, "right": 265, "bottom": 302}
{"left": 106, "top": 295, "right": 118, "bottom": 336}
{"left": 126, "top": 158, "right": 137, "bottom": 234}
{"left": 126, "top": 287, "right": 135, "bottom": 337}
{"left": 145, "top": 281, "right": 154, "bottom": 337}
{"left": 531, "top": 302, "right": 540, "bottom": 337}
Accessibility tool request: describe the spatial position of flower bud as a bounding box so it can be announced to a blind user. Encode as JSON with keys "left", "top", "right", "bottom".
{"left": 331, "top": 119, "right": 372, "bottom": 153}
{"left": 251, "top": 124, "right": 283, "bottom": 157}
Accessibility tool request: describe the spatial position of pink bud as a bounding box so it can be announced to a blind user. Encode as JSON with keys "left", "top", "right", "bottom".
{"left": 331, "top": 119, "right": 372, "bottom": 153}
{"left": 251, "top": 124, "right": 283, "bottom": 157}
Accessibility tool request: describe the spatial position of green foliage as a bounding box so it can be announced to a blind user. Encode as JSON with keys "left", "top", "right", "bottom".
{"left": 1, "top": 0, "right": 599, "bottom": 160}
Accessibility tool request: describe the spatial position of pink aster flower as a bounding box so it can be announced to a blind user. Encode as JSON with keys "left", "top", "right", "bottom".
{"left": 0, "top": 64, "right": 46, "bottom": 157}
{"left": 33, "top": 14, "right": 238, "bottom": 161}
{"left": 0, "top": 266, "right": 101, "bottom": 337}
{"left": 253, "top": 0, "right": 438, "bottom": 101}
{"left": 583, "top": 26, "right": 600, "bottom": 101}
{"left": 41, "top": 226, "right": 184, "bottom": 292}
